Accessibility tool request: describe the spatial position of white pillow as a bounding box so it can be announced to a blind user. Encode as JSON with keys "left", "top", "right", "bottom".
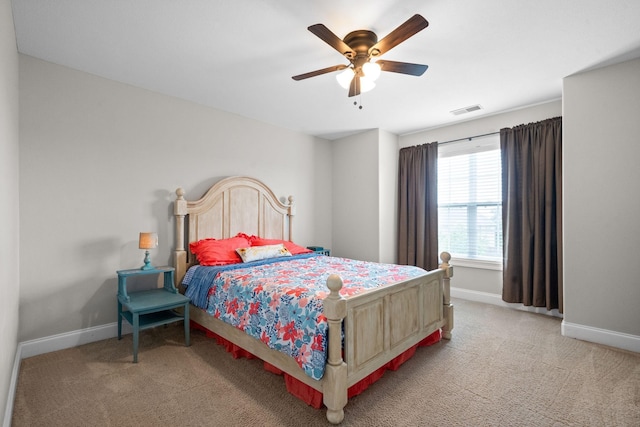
{"left": 236, "top": 244, "right": 292, "bottom": 263}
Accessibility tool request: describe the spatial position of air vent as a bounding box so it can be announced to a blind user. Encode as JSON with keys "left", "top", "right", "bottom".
{"left": 450, "top": 104, "right": 483, "bottom": 115}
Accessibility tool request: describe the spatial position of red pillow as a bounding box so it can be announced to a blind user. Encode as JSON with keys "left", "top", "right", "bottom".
{"left": 248, "top": 236, "right": 313, "bottom": 255}
{"left": 189, "top": 235, "right": 251, "bottom": 266}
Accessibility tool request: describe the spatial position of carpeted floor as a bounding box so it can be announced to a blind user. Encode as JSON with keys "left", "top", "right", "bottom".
{"left": 12, "top": 299, "right": 640, "bottom": 426}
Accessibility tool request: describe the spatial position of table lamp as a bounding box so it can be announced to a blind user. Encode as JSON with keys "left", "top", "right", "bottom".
{"left": 139, "top": 232, "right": 158, "bottom": 270}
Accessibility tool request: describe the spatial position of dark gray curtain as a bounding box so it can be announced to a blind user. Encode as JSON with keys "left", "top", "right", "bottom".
{"left": 501, "top": 117, "right": 563, "bottom": 312}
{"left": 398, "top": 143, "right": 439, "bottom": 270}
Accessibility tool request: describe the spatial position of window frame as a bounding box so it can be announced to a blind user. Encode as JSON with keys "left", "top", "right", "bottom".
{"left": 437, "top": 134, "right": 503, "bottom": 270}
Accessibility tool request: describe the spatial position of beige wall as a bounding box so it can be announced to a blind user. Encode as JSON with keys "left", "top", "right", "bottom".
{"left": 18, "top": 55, "right": 333, "bottom": 342}
{"left": 331, "top": 129, "right": 381, "bottom": 261}
{"left": 378, "top": 130, "right": 399, "bottom": 264}
{"left": 331, "top": 129, "right": 399, "bottom": 264}
{"left": 563, "top": 58, "right": 640, "bottom": 340}
{"left": 0, "top": 0, "right": 20, "bottom": 423}
{"left": 331, "top": 129, "right": 398, "bottom": 263}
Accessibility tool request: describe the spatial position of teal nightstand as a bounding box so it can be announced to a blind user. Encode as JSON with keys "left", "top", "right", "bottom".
{"left": 307, "top": 246, "right": 330, "bottom": 256}
{"left": 117, "top": 266, "right": 190, "bottom": 362}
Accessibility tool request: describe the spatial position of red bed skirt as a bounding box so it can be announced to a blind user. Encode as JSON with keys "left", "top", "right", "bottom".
{"left": 191, "top": 321, "right": 441, "bottom": 409}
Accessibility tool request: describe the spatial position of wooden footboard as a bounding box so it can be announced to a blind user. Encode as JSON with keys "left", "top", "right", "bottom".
{"left": 322, "top": 252, "right": 453, "bottom": 424}
{"left": 345, "top": 269, "right": 444, "bottom": 382}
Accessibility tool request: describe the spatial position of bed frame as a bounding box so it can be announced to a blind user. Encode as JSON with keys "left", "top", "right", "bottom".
{"left": 173, "top": 176, "right": 453, "bottom": 424}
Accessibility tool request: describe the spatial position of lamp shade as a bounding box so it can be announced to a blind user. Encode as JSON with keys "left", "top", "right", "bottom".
{"left": 336, "top": 67, "right": 355, "bottom": 89}
{"left": 362, "top": 61, "right": 381, "bottom": 81}
{"left": 139, "top": 232, "right": 158, "bottom": 250}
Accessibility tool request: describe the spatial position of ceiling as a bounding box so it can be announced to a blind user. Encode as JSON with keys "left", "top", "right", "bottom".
{"left": 11, "top": 0, "right": 640, "bottom": 140}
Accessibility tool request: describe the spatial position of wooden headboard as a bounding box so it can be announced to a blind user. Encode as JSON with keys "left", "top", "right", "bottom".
{"left": 173, "top": 176, "right": 295, "bottom": 284}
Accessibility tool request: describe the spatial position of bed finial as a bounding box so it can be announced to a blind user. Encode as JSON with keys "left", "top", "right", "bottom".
{"left": 326, "top": 274, "right": 342, "bottom": 295}
{"left": 176, "top": 187, "right": 185, "bottom": 200}
{"left": 440, "top": 251, "right": 451, "bottom": 267}
{"left": 287, "top": 195, "right": 295, "bottom": 215}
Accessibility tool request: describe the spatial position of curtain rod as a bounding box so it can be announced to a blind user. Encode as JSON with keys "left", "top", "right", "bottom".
{"left": 437, "top": 131, "right": 500, "bottom": 146}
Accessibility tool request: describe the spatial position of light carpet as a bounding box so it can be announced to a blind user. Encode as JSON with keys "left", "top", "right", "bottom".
{"left": 12, "top": 299, "right": 640, "bottom": 426}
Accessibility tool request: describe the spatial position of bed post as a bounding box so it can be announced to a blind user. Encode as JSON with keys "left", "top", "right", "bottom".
{"left": 174, "top": 188, "right": 188, "bottom": 286}
{"left": 322, "top": 274, "right": 347, "bottom": 424}
{"left": 287, "top": 195, "right": 295, "bottom": 242}
{"left": 440, "top": 251, "right": 454, "bottom": 340}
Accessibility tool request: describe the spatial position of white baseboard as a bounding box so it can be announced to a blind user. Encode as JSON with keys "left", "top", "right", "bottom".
{"left": 561, "top": 321, "right": 640, "bottom": 353}
{"left": 451, "top": 286, "right": 639, "bottom": 353}
{"left": 14, "top": 292, "right": 640, "bottom": 358}
{"left": 19, "top": 322, "right": 132, "bottom": 359}
{"left": 3, "top": 347, "right": 21, "bottom": 427}
{"left": 450, "top": 287, "right": 563, "bottom": 317}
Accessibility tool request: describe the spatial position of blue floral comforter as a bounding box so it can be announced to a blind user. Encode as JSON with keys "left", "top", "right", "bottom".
{"left": 182, "top": 254, "right": 427, "bottom": 380}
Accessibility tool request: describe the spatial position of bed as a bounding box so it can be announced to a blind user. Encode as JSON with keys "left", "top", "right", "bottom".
{"left": 173, "top": 176, "right": 453, "bottom": 424}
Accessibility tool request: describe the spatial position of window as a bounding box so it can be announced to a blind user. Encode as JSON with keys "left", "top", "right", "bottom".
{"left": 438, "top": 135, "right": 502, "bottom": 268}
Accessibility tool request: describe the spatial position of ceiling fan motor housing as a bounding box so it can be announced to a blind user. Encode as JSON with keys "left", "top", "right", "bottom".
{"left": 343, "top": 30, "right": 379, "bottom": 69}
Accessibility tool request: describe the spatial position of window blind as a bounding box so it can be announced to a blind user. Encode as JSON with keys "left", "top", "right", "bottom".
{"left": 438, "top": 136, "right": 502, "bottom": 262}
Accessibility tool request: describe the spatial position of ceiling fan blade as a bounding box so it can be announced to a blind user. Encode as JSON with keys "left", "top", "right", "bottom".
{"left": 308, "top": 24, "right": 354, "bottom": 58}
{"left": 369, "top": 14, "right": 429, "bottom": 57}
{"left": 376, "top": 60, "right": 428, "bottom": 76}
{"left": 348, "top": 75, "right": 361, "bottom": 97}
{"left": 292, "top": 65, "right": 348, "bottom": 81}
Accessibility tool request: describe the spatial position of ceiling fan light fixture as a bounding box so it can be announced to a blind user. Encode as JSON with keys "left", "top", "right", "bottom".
{"left": 362, "top": 61, "right": 381, "bottom": 81}
{"left": 336, "top": 67, "right": 355, "bottom": 89}
{"left": 293, "top": 14, "right": 429, "bottom": 99}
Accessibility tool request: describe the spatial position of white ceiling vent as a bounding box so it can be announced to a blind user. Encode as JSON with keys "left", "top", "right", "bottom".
{"left": 450, "top": 104, "right": 483, "bottom": 115}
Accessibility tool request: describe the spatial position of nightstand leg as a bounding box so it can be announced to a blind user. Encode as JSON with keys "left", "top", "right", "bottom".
{"left": 133, "top": 313, "right": 139, "bottom": 363}
{"left": 184, "top": 303, "right": 190, "bottom": 347}
{"left": 117, "top": 301, "right": 122, "bottom": 340}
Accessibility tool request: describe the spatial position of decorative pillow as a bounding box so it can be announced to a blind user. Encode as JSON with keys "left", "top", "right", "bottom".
{"left": 236, "top": 244, "right": 292, "bottom": 263}
{"left": 248, "top": 236, "right": 313, "bottom": 255}
{"left": 189, "top": 235, "right": 251, "bottom": 266}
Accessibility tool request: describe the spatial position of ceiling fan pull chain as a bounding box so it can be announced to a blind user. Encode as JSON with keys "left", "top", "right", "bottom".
{"left": 353, "top": 95, "right": 364, "bottom": 110}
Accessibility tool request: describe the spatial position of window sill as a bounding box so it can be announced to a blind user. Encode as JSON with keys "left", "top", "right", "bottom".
{"left": 448, "top": 257, "right": 502, "bottom": 271}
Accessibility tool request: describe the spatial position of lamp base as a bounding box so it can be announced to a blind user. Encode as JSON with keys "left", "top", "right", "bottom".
{"left": 141, "top": 250, "right": 154, "bottom": 270}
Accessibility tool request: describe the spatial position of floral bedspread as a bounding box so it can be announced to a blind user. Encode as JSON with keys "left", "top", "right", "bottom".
{"left": 183, "top": 255, "right": 427, "bottom": 380}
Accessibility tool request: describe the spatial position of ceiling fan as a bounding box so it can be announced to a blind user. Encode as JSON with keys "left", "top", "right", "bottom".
{"left": 292, "top": 14, "right": 429, "bottom": 97}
